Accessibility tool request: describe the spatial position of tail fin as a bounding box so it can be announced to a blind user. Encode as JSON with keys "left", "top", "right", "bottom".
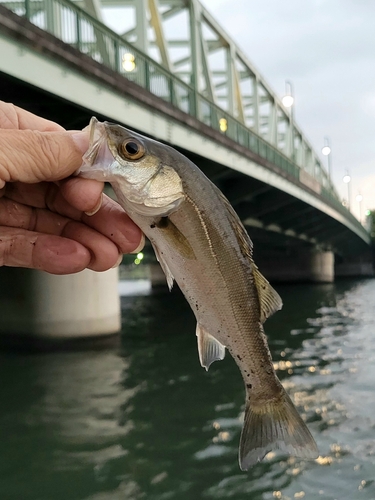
{"left": 239, "top": 389, "right": 318, "bottom": 471}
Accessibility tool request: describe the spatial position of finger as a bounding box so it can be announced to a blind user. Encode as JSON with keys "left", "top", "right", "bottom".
{"left": 5, "top": 181, "right": 89, "bottom": 219}
{"left": 0, "top": 101, "right": 65, "bottom": 131}
{"left": 6, "top": 179, "right": 104, "bottom": 215}
{"left": 0, "top": 197, "right": 122, "bottom": 271}
{"left": 58, "top": 177, "right": 105, "bottom": 214}
{"left": 59, "top": 180, "right": 144, "bottom": 252}
{"left": 82, "top": 196, "right": 145, "bottom": 254}
{"left": 62, "top": 220, "right": 121, "bottom": 271}
{"left": 0, "top": 129, "right": 88, "bottom": 186}
{"left": 5, "top": 182, "right": 144, "bottom": 254}
{"left": 0, "top": 227, "right": 91, "bottom": 274}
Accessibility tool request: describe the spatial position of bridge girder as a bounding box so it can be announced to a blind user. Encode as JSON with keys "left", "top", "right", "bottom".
{"left": 0, "top": 0, "right": 342, "bottom": 199}
{"left": 63, "top": 0, "right": 333, "bottom": 190}
{"left": 0, "top": 0, "right": 370, "bottom": 255}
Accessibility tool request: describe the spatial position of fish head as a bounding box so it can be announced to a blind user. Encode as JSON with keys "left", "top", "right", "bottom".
{"left": 79, "top": 117, "right": 185, "bottom": 216}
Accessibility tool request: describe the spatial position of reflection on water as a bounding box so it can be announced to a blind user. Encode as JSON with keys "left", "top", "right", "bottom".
{"left": 1, "top": 279, "right": 375, "bottom": 499}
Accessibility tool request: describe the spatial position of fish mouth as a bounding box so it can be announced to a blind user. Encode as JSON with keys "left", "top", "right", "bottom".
{"left": 78, "top": 117, "right": 115, "bottom": 180}
{"left": 82, "top": 117, "right": 108, "bottom": 166}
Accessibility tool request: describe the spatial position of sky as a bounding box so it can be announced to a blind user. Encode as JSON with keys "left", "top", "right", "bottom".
{"left": 199, "top": 0, "right": 375, "bottom": 220}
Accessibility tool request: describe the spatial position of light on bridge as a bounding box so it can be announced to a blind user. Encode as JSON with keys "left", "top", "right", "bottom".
{"left": 282, "top": 80, "right": 294, "bottom": 109}
{"left": 356, "top": 193, "right": 363, "bottom": 223}
{"left": 122, "top": 53, "right": 136, "bottom": 72}
{"left": 281, "top": 94, "right": 294, "bottom": 108}
{"left": 219, "top": 118, "right": 228, "bottom": 132}
{"left": 321, "top": 137, "right": 332, "bottom": 179}
{"left": 343, "top": 172, "right": 351, "bottom": 211}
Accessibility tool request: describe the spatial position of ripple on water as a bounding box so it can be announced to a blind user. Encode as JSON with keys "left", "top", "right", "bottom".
{"left": 3, "top": 280, "right": 375, "bottom": 500}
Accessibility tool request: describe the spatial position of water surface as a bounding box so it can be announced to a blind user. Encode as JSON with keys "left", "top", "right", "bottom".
{"left": 1, "top": 279, "right": 375, "bottom": 499}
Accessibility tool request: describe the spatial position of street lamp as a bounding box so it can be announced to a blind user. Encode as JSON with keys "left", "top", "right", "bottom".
{"left": 321, "top": 136, "right": 332, "bottom": 179}
{"left": 282, "top": 81, "right": 295, "bottom": 159}
{"left": 356, "top": 193, "right": 363, "bottom": 222}
{"left": 282, "top": 80, "right": 294, "bottom": 111}
{"left": 343, "top": 171, "right": 351, "bottom": 210}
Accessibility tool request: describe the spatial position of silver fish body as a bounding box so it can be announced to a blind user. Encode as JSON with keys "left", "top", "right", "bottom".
{"left": 79, "top": 117, "right": 318, "bottom": 469}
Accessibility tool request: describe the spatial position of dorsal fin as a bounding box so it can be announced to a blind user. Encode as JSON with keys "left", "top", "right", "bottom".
{"left": 215, "top": 186, "right": 282, "bottom": 321}
{"left": 216, "top": 189, "right": 253, "bottom": 260}
{"left": 253, "top": 265, "right": 283, "bottom": 322}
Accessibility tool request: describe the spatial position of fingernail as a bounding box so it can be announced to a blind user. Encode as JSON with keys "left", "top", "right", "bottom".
{"left": 85, "top": 193, "right": 103, "bottom": 216}
{"left": 70, "top": 131, "right": 89, "bottom": 155}
{"left": 111, "top": 253, "right": 123, "bottom": 268}
{"left": 130, "top": 233, "right": 145, "bottom": 254}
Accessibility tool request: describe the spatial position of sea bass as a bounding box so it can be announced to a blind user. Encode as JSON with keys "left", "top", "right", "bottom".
{"left": 78, "top": 117, "right": 318, "bottom": 470}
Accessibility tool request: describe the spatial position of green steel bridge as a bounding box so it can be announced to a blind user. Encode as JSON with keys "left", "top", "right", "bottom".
{"left": 0, "top": 0, "right": 371, "bottom": 270}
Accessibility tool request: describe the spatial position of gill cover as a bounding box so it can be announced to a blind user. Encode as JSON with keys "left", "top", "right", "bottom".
{"left": 80, "top": 117, "right": 185, "bottom": 216}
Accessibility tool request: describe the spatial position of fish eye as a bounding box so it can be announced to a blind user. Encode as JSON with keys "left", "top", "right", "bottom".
{"left": 121, "top": 139, "right": 145, "bottom": 160}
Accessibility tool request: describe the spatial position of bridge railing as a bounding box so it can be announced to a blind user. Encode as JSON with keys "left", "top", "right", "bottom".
{"left": 2, "top": 0, "right": 362, "bottom": 229}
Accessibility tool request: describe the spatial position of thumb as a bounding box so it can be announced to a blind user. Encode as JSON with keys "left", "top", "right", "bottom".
{"left": 0, "top": 129, "right": 88, "bottom": 187}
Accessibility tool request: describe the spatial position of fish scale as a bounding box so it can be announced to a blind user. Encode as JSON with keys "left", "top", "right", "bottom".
{"left": 78, "top": 117, "right": 318, "bottom": 470}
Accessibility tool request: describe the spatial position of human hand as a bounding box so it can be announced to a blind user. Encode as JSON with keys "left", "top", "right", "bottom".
{"left": 0, "top": 101, "right": 144, "bottom": 274}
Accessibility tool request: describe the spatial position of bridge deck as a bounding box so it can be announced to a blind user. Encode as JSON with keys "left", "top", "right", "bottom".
{"left": 0, "top": 2, "right": 371, "bottom": 257}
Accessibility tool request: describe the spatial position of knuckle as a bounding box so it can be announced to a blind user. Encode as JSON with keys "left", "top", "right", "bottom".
{"left": 34, "top": 132, "right": 60, "bottom": 178}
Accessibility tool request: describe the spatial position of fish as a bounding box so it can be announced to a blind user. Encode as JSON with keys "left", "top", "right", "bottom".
{"left": 78, "top": 117, "right": 318, "bottom": 470}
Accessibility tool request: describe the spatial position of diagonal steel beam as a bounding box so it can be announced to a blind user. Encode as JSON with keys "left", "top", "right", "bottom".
{"left": 148, "top": 0, "right": 172, "bottom": 70}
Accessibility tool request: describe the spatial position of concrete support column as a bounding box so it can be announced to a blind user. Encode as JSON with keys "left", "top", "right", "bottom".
{"left": 0, "top": 267, "right": 121, "bottom": 347}
{"left": 308, "top": 250, "right": 334, "bottom": 283}
{"left": 255, "top": 248, "right": 334, "bottom": 283}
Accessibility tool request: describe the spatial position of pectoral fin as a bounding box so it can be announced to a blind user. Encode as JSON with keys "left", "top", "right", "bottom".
{"left": 253, "top": 266, "right": 283, "bottom": 323}
{"left": 152, "top": 243, "right": 174, "bottom": 291}
{"left": 156, "top": 217, "right": 195, "bottom": 260}
{"left": 196, "top": 323, "right": 226, "bottom": 371}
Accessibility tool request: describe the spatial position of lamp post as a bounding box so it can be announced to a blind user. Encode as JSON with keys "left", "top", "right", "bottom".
{"left": 282, "top": 80, "right": 294, "bottom": 116}
{"left": 282, "top": 80, "right": 295, "bottom": 159}
{"left": 343, "top": 171, "right": 351, "bottom": 210}
{"left": 321, "top": 136, "right": 332, "bottom": 180}
{"left": 356, "top": 193, "right": 363, "bottom": 223}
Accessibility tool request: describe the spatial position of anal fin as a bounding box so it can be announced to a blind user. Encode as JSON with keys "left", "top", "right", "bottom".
{"left": 196, "top": 323, "right": 225, "bottom": 371}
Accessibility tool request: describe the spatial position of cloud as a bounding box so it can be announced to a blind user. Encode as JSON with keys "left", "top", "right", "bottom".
{"left": 201, "top": 0, "right": 375, "bottom": 209}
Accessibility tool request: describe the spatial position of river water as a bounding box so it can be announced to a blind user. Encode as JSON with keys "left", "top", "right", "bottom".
{"left": 1, "top": 278, "right": 375, "bottom": 500}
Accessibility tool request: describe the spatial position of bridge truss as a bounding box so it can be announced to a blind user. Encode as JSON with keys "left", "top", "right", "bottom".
{"left": 0, "top": 0, "right": 351, "bottom": 215}
{"left": 75, "top": 0, "right": 332, "bottom": 193}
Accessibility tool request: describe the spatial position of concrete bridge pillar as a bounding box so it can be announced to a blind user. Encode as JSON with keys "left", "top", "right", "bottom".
{"left": 0, "top": 267, "right": 121, "bottom": 348}
{"left": 307, "top": 250, "right": 335, "bottom": 283}
{"left": 255, "top": 248, "right": 334, "bottom": 283}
